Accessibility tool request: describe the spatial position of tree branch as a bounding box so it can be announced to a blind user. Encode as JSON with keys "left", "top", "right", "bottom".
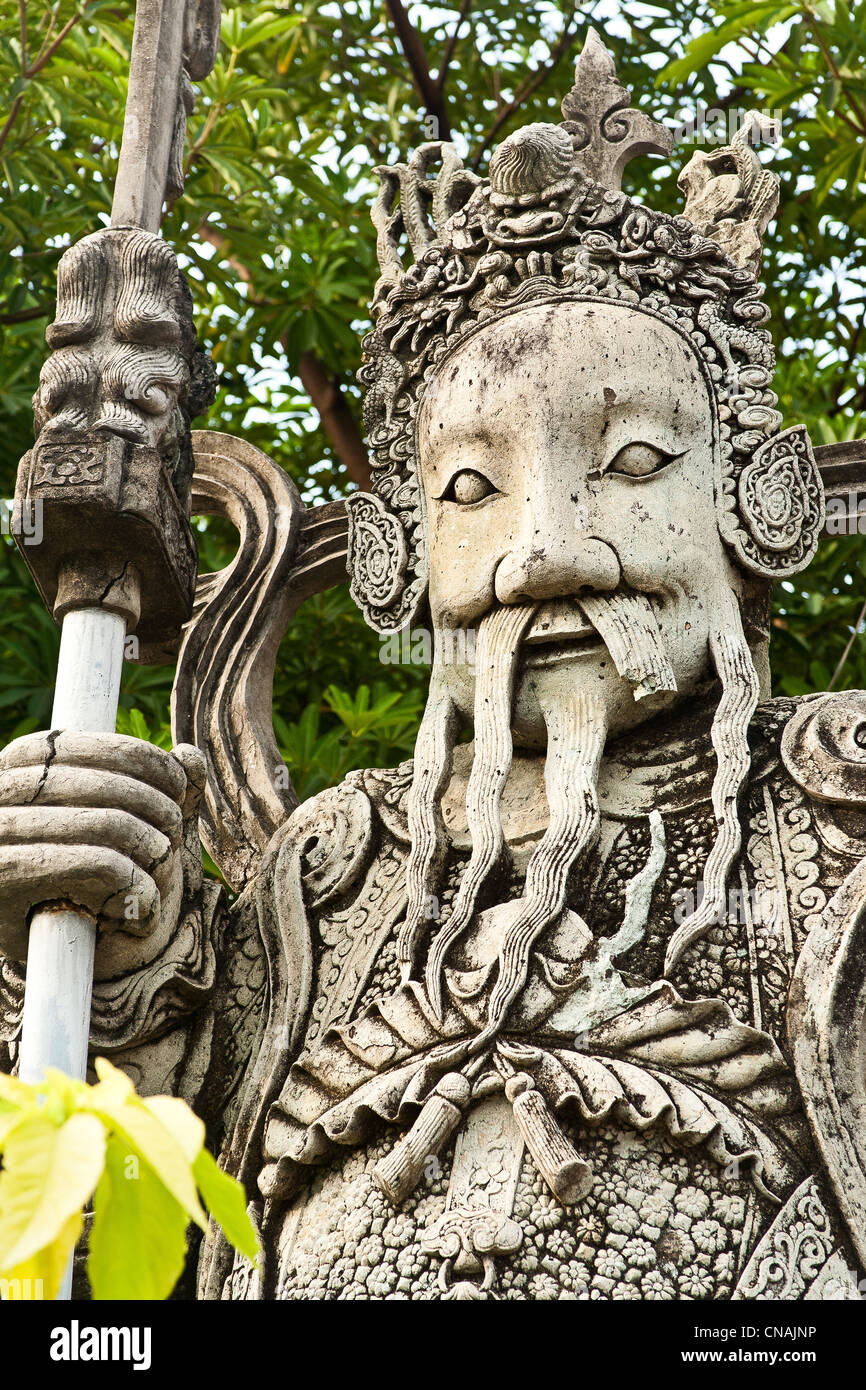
{"left": 828, "top": 592, "right": 866, "bottom": 690}
{"left": 0, "top": 6, "right": 84, "bottom": 157}
{"left": 802, "top": 7, "right": 866, "bottom": 135}
{"left": 470, "top": 11, "right": 579, "bottom": 166}
{"left": 437, "top": 0, "right": 472, "bottom": 92}
{"left": 18, "top": 0, "right": 27, "bottom": 70}
{"left": 0, "top": 95, "right": 24, "bottom": 156}
{"left": 384, "top": 0, "right": 451, "bottom": 139}
{"left": 26, "top": 10, "right": 82, "bottom": 79}
{"left": 297, "top": 351, "right": 372, "bottom": 490}
{"left": 197, "top": 220, "right": 253, "bottom": 284}
{"left": 0, "top": 304, "right": 50, "bottom": 324}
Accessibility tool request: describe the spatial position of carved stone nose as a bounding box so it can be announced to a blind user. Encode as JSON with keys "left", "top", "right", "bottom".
{"left": 494, "top": 536, "right": 620, "bottom": 606}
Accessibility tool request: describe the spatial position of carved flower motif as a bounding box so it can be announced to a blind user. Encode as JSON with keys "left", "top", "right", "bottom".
{"left": 327, "top": 1256, "right": 357, "bottom": 1292}
{"left": 714, "top": 1195, "right": 746, "bottom": 1228}
{"left": 395, "top": 1246, "right": 425, "bottom": 1279}
{"left": 314, "top": 1230, "right": 344, "bottom": 1270}
{"left": 638, "top": 1192, "right": 673, "bottom": 1231}
{"left": 622, "top": 1237, "right": 657, "bottom": 1271}
{"left": 342, "top": 1204, "right": 373, "bottom": 1246}
{"left": 561, "top": 1260, "right": 591, "bottom": 1294}
{"left": 642, "top": 1269, "right": 677, "bottom": 1300}
{"left": 573, "top": 1213, "right": 604, "bottom": 1246}
{"left": 355, "top": 1233, "right": 385, "bottom": 1267}
{"left": 530, "top": 1197, "right": 563, "bottom": 1232}
{"left": 607, "top": 1202, "right": 640, "bottom": 1235}
{"left": 593, "top": 1172, "right": 629, "bottom": 1206}
{"left": 612, "top": 1281, "right": 642, "bottom": 1300}
{"left": 547, "top": 1228, "right": 577, "bottom": 1261}
{"left": 679, "top": 1263, "right": 714, "bottom": 1299}
{"left": 596, "top": 1248, "right": 626, "bottom": 1281}
{"left": 660, "top": 1158, "right": 691, "bottom": 1186}
{"left": 675, "top": 1187, "right": 711, "bottom": 1220}
{"left": 690, "top": 958, "right": 725, "bottom": 995}
{"left": 692, "top": 1218, "right": 728, "bottom": 1255}
{"left": 366, "top": 1263, "right": 398, "bottom": 1297}
{"left": 383, "top": 1214, "right": 417, "bottom": 1248}
{"left": 528, "top": 1272, "right": 562, "bottom": 1300}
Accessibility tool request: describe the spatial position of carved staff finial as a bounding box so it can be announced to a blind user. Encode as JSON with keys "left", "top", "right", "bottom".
{"left": 13, "top": 3, "right": 221, "bottom": 1304}
{"left": 560, "top": 27, "right": 673, "bottom": 191}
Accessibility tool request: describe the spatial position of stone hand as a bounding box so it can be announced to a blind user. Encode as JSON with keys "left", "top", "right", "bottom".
{"left": 0, "top": 731, "right": 206, "bottom": 964}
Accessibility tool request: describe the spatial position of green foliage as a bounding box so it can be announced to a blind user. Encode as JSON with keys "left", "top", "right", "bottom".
{"left": 1, "top": 0, "right": 866, "bottom": 782}
{"left": 0, "top": 1058, "right": 258, "bottom": 1300}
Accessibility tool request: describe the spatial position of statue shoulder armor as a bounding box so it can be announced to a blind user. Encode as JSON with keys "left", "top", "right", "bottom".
{"left": 274, "top": 775, "right": 379, "bottom": 914}
{"left": 779, "top": 691, "right": 866, "bottom": 857}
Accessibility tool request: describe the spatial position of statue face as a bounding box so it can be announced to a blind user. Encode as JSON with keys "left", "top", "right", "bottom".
{"left": 418, "top": 300, "right": 742, "bottom": 744}
{"left": 34, "top": 230, "right": 190, "bottom": 451}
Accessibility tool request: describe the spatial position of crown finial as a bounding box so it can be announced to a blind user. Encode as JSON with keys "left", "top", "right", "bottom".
{"left": 677, "top": 111, "right": 781, "bottom": 272}
{"left": 561, "top": 28, "right": 673, "bottom": 191}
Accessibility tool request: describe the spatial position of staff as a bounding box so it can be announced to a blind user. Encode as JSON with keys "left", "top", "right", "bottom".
{"left": 13, "top": 0, "right": 220, "bottom": 1297}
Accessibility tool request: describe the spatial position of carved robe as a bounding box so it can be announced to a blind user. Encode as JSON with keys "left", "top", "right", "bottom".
{"left": 2, "top": 691, "right": 864, "bottom": 1301}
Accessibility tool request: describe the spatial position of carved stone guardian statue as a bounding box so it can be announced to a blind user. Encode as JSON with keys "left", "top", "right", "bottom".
{"left": 1, "top": 30, "right": 864, "bottom": 1302}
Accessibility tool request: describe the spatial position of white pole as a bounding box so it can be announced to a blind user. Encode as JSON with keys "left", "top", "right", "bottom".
{"left": 17, "top": 606, "right": 127, "bottom": 1301}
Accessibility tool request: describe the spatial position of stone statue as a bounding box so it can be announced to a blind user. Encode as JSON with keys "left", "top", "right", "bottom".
{"left": 2, "top": 30, "right": 865, "bottom": 1302}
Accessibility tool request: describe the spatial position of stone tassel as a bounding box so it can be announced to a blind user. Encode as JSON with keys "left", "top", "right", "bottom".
{"left": 373, "top": 1073, "right": 471, "bottom": 1206}
{"left": 505, "top": 1074, "right": 593, "bottom": 1204}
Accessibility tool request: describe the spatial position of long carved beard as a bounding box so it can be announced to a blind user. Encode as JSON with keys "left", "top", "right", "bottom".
{"left": 422, "top": 604, "right": 537, "bottom": 1014}
{"left": 664, "top": 583, "right": 760, "bottom": 973}
{"left": 471, "top": 688, "right": 606, "bottom": 1051}
{"left": 400, "top": 585, "right": 760, "bottom": 1039}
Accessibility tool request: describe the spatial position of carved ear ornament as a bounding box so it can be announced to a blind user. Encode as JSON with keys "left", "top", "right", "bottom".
{"left": 728, "top": 424, "right": 824, "bottom": 578}
{"left": 346, "top": 490, "right": 422, "bottom": 633}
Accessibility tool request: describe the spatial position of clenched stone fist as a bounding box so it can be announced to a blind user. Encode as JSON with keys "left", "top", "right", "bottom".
{"left": 0, "top": 732, "right": 206, "bottom": 971}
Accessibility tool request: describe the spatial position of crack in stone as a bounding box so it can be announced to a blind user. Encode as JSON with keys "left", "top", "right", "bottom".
{"left": 97, "top": 560, "right": 131, "bottom": 607}
{"left": 30, "top": 728, "right": 60, "bottom": 803}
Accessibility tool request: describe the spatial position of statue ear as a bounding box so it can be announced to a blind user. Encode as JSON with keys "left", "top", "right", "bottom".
{"left": 346, "top": 491, "right": 411, "bottom": 632}
{"left": 731, "top": 424, "right": 825, "bottom": 578}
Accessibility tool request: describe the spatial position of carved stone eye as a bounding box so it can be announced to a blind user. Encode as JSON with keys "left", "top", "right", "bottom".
{"left": 608, "top": 442, "right": 676, "bottom": 478}
{"left": 445, "top": 469, "right": 496, "bottom": 504}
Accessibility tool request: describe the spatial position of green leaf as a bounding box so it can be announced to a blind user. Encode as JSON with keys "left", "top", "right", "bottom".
{"left": 0, "top": 1113, "right": 105, "bottom": 1292}
{"left": 88, "top": 1134, "right": 190, "bottom": 1301}
{"left": 0, "top": 1212, "right": 82, "bottom": 1301}
{"left": 84, "top": 1062, "right": 207, "bottom": 1232}
{"left": 193, "top": 1148, "right": 260, "bottom": 1263}
{"left": 143, "top": 1095, "right": 205, "bottom": 1163}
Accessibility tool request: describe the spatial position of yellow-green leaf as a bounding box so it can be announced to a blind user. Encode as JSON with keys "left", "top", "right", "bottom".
{"left": 91, "top": 1056, "right": 135, "bottom": 1104}
{"left": 0, "top": 1211, "right": 82, "bottom": 1301}
{"left": 0, "top": 1108, "right": 28, "bottom": 1148}
{"left": 88, "top": 1135, "right": 189, "bottom": 1301}
{"left": 0, "top": 1073, "right": 32, "bottom": 1106}
{"left": 83, "top": 1096, "right": 206, "bottom": 1231}
{"left": 143, "top": 1096, "right": 205, "bottom": 1164}
{"left": 0, "top": 1113, "right": 104, "bottom": 1272}
{"left": 193, "top": 1148, "right": 259, "bottom": 1263}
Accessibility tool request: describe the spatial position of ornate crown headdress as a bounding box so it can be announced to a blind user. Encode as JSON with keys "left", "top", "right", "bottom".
{"left": 346, "top": 29, "right": 824, "bottom": 635}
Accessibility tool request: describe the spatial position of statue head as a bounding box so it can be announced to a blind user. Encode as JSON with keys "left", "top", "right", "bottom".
{"left": 33, "top": 227, "right": 215, "bottom": 508}
{"left": 347, "top": 31, "right": 824, "bottom": 1029}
